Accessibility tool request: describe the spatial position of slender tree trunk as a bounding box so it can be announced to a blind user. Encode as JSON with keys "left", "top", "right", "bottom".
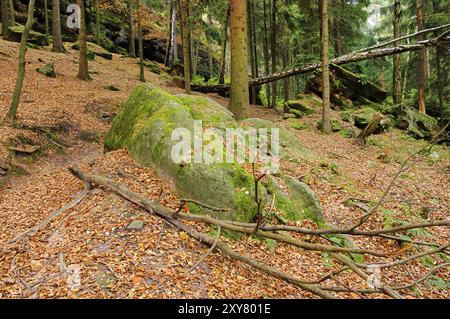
{"left": 251, "top": 0, "right": 259, "bottom": 103}
{"left": 320, "top": 0, "right": 331, "bottom": 134}
{"left": 8, "top": 0, "right": 13, "bottom": 25}
{"left": 332, "top": 0, "right": 342, "bottom": 57}
{"left": 270, "top": 0, "right": 277, "bottom": 109}
{"left": 417, "top": 0, "right": 426, "bottom": 113}
{"left": 95, "top": 0, "right": 100, "bottom": 46}
{"left": 433, "top": 0, "right": 444, "bottom": 116}
{"left": 136, "top": 0, "right": 145, "bottom": 82}
{"left": 229, "top": 0, "right": 249, "bottom": 120}
{"left": 77, "top": 0, "right": 90, "bottom": 81}
{"left": 180, "top": 0, "right": 191, "bottom": 93}
{"left": 393, "top": 0, "right": 402, "bottom": 104}
{"left": 247, "top": 0, "right": 256, "bottom": 105}
{"left": 1, "top": 0, "right": 9, "bottom": 38}
{"left": 207, "top": 0, "right": 213, "bottom": 78}
{"left": 128, "top": 0, "right": 136, "bottom": 57}
{"left": 43, "top": 0, "right": 49, "bottom": 44}
{"left": 219, "top": 4, "right": 230, "bottom": 84}
{"left": 5, "top": 0, "right": 36, "bottom": 126}
{"left": 263, "top": 0, "right": 270, "bottom": 106}
{"left": 51, "top": 0, "right": 65, "bottom": 52}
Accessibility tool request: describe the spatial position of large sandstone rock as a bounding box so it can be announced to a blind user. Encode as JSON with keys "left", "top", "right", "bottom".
{"left": 6, "top": 25, "right": 47, "bottom": 46}
{"left": 105, "top": 84, "right": 323, "bottom": 224}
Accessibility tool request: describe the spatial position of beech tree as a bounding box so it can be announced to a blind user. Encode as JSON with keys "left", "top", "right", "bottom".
{"left": 51, "top": 0, "right": 65, "bottom": 53}
{"left": 77, "top": 0, "right": 90, "bottom": 81}
{"left": 5, "top": 0, "right": 36, "bottom": 125}
{"left": 229, "top": 0, "right": 249, "bottom": 120}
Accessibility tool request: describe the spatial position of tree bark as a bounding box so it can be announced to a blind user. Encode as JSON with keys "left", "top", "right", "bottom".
{"left": 43, "top": 0, "right": 49, "bottom": 44}
{"left": 320, "top": 0, "right": 331, "bottom": 134}
{"left": 270, "top": 0, "right": 277, "bottom": 108}
{"left": 393, "top": 0, "right": 402, "bottom": 104}
{"left": 417, "top": 0, "right": 426, "bottom": 113}
{"left": 207, "top": 0, "right": 213, "bottom": 78}
{"left": 95, "top": 0, "right": 100, "bottom": 46}
{"left": 8, "top": 0, "right": 13, "bottom": 25}
{"left": 128, "top": 0, "right": 136, "bottom": 57}
{"left": 5, "top": 0, "right": 36, "bottom": 126}
{"left": 180, "top": 0, "right": 191, "bottom": 93}
{"left": 192, "top": 32, "right": 448, "bottom": 93}
{"left": 229, "top": 0, "right": 249, "bottom": 120}
{"left": 1, "top": 0, "right": 9, "bottom": 38}
{"left": 262, "top": 0, "right": 270, "bottom": 105}
{"left": 136, "top": 0, "right": 145, "bottom": 82}
{"left": 219, "top": 4, "right": 230, "bottom": 84}
{"left": 51, "top": 0, "right": 65, "bottom": 53}
{"left": 77, "top": 0, "right": 90, "bottom": 81}
{"left": 247, "top": 0, "right": 256, "bottom": 104}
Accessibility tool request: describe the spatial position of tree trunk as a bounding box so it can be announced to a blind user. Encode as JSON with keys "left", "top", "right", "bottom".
{"left": 320, "top": 0, "right": 331, "bottom": 134}
{"left": 128, "top": 0, "right": 136, "bottom": 57}
{"left": 77, "top": 0, "right": 90, "bottom": 81}
{"left": 8, "top": 0, "right": 13, "bottom": 25}
{"left": 393, "top": 0, "right": 402, "bottom": 104}
{"left": 5, "top": 0, "right": 36, "bottom": 126}
{"left": 247, "top": 0, "right": 256, "bottom": 105}
{"left": 207, "top": 0, "right": 213, "bottom": 78}
{"left": 95, "top": 0, "right": 100, "bottom": 46}
{"left": 43, "top": 0, "right": 49, "bottom": 44}
{"left": 417, "top": 0, "right": 426, "bottom": 113}
{"left": 136, "top": 0, "right": 145, "bottom": 82}
{"left": 433, "top": 0, "right": 444, "bottom": 116}
{"left": 270, "top": 0, "right": 277, "bottom": 109}
{"left": 51, "top": 0, "right": 65, "bottom": 52}
{"left": 229, "top": 0, "right": 249, "bottom": 120}
{"left": 180, "top": 0, "right": 191, "bottom": 93}
{"left": 1, "top": 0, "right": 9, "bottom": 38}
{"left": 263, "top": 0, "right": 270, "bottom": 105}
{"left": 219, "top": 4, "right": 230, "bottom": 84}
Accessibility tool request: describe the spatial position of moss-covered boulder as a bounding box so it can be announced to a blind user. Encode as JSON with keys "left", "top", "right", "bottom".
{"left": 143, "top": 60, "right": 161, "bottom": 74}
{"left": 105, "top": 84, "right": 323, "bottom": 223}
{"left": 6, "top": 25, "right": 47, "bottom": 46}
{"left": 348, "top": 107, "right": 391, "bottom": 134}
{"left": 36, "top": 62, "right": 56, "bottom": 78}
{"left": 395, "top": 105, "right": 438, "bottom": 139}
{"left": 267, "top": 175, "right": 324, "bottom": 224}
{"left": 105, "top": 84, "right": 260, "bottom": 221}
{"left": 72, "top": 42, "right": 113, "bottom": 60}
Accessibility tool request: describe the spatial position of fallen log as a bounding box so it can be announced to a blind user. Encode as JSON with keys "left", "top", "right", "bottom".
{"left": 192, "top": 29, "right": 450, "bottom": 93}
{"left": 68, "top": 167, "right": 336, "bottom": 299}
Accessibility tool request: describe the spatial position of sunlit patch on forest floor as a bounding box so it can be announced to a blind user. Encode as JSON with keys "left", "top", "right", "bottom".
{"left": 0, "top": 38, "right": 449, "bottom": 299}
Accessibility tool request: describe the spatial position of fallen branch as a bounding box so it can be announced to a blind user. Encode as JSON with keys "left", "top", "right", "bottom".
{"left": 68, "top": 167, "right": 336, "bottom": 299}
{"left": 11, "top": 182, "right": 91, "bottom": 243}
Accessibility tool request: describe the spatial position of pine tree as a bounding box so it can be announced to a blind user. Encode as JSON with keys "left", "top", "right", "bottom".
{"left": 229, "top": 0, "right": 249, "bottom": 120}
{"left": 393, "top": 0, "right": 402, "bottom": 104}
{"left": 52, "top": 0, "right": 65, "bottom": 53}
{"left": 320, "top": 0, "right": 331, "bottom": 134}
{"left": 417, "top": 0, "right": 426, "bottom": 113}
{"left": 181, "top": 0, "right": 191, "bottom": 94}
{"left": 128, "top": 0, "right": 136, "bottom": 57}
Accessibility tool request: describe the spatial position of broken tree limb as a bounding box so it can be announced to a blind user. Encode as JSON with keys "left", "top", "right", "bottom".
{"left": 192, "top": 29, "right": 450, "bottom": 94}
{"left": 11, "top": 182, "right": 91, "bottom": 243}
{"left": 68, "top": 167, "right": 448, "bottom": 299}
{"left": 354, "top": 24, "right": 450, "bottom": 53}
{"left": 357, "top": 113, "right": 384, "bottom": 144}
{"left": 68, "top": 166, "right": 336, "bottom": 299}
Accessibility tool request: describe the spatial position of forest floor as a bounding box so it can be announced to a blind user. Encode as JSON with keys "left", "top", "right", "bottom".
{"left": 0, "top": 38, "right": 449, "bottom": 299}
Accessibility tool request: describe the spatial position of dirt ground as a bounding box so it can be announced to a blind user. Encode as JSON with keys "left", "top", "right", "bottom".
{"left": 0, "top": 38, "right": 449, "bottom": 299}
